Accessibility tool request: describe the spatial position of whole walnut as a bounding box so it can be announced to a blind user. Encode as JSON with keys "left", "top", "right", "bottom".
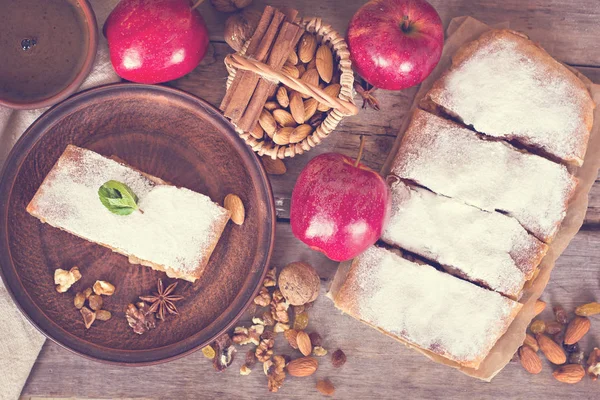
{"left": 278, "top": 262, "right": 320, "bottom": 306}
{"left": 224, "top": 9, "right": 261, "bottom": 52}
{"left": 210, "top": 0, "right": 252, "bottom": 13}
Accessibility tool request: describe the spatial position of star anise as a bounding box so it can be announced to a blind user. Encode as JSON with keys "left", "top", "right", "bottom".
{"left": 139, "top": 279, "right": 183, "bottom": 321}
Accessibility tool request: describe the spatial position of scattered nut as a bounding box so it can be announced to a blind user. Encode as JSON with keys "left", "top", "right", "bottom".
{"left": 266, "top": 355, "right": 286, "bottom": 392}
{"left": 224, "top": 8, "right": 261, "bottom": 52}
{"left": 587, "top": 347, "right": 600, "bottom": 380}
{"left": 232, "top": 327, "right": 250, "bottom": 345}
{"left": 274, "top": 322, "right": 290, "bottom": 333}
{"left": 126, "top": 302, "right": 156, "bottom": 335}
{"left": 256, "top": 337, "right": 274, "bottom": 362}
{"left": 553, "top": 364, "right": 585, "bottom": 384}
{"left": 224, "top": 193, "right": 245, "bottom": 225}
{"left": 313, "top": 346, "right": 328, "bottom": 356}
{"left": 534, "top": 299, "right": 546, "bottom": 316}
{"left": 284, "top": 329, "right": 299, "bottom": 349}
{"left": 316, "top": 378, "right": 335, "bottom": 396}
{"left": 523, "top": 334, "right": 539, "bottom": 352}
{"left": 254, "top": 287, "right": 271, "bottom": 307}
{"left": 331, "top": 349, "right": 347, "bottom": 368}
{"left": 83, "top": 287, "right": 93, "bottom": 298}
{"left": 270, "top": 289, "right": 290, "bottom": 323}
{"left": 210, "top": 0, "right": 252, "bottom": 13}
{"left": 88, "top": 294, "right": 103, "bottom": 311}
{"left": 263, "top": 267, "right": 277, "bottom": 287}
{"left": 537, "top": 334, "right": 566, "bottom": 365}
{"left": 93, "top": 280, "right": 115, "bottom": 296}
{"left": 54, "top": 266, "right": 81, "bottom": 293}
{"left": 240, "top": 364, "right": 252, "bottom": 375}
{"left": 213, "top": 333, "right": 236, "bottom": 372}
{"left": 74, "top": 292, "right": 85, "bottom": 309}
{"left": 95, "top": 309, "right": 112, "bottom": 321}
{"left": 261, "top": 156, "right": 286, "bottom": 175}
{"left": 245, "top": 349, "right": 257, "bottom": 367}
{"left": 519, "top": 345, "right": 542, "bottom": 374}
{"left": 278, "top": 262, "right": 320, "bottom": 306}
{"left": 80, "top": 306, "right": 95, "bottom": 329}
{"left": 286, "top": 356, "right": 318, "bottom": 377}
{"left": 296, "top": 330, "right": 312, "bottom": 357}
{"left": 564, "top": 316, "right": 590, "bottom": 345}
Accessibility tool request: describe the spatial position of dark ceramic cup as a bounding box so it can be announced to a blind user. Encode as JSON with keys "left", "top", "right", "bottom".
{"left": 0, "top": 0, "right": 98, "bottom": 110}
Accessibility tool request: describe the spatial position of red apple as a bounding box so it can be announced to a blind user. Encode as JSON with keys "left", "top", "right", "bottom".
{"left": 290, "top": 153, "right": 391, "bottom": 262}
{"left": 104, "top": 0, "right": 210, "bottom": 84}
{"left": 347, "top": 0, "right": 444, "bottom": 90}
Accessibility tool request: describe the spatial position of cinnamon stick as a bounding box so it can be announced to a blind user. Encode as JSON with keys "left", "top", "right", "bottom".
{"left": 237, "top": 23, "right": 303, "bottom": 132}
{"left": 219, "top": 6, "right": 276, "bottom": 113}
{"left": 222, "top": 9, "right": 286, "bottom": 121}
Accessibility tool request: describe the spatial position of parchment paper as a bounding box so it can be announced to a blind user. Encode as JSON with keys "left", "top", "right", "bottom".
{"left": 328, "top": 16, "right": 600, "bottom": 381}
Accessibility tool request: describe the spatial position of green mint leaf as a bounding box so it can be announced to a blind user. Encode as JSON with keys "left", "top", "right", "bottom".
{"left": 98, "top": 180, "right": 139, "bottom": 216}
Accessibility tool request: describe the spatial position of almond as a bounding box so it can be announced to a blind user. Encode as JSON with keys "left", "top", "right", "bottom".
{"left": 250, "top": 123, "right": 264, "bottom": 139}
{"left": 304, "top": 98, "right": 319, "bottom": 121}
{"left": 264, "top": 101, "right": 279, "bottom": 111}
{"left": 298, "top": 33, "right": 317, "bottom": 63}
{"left": 273, "top": 127, "right": 293, "bottom": 146}
{"left": 552, "top": 364, "right": 585, "bottom": 384}
{"left": 276, "top": 86, "right": 290, "bottom": 108}
{"left": 575, "top": 302, "right": 600, "bottom": 316}
{"left": 284, "top": 329, "right": 299, "bottom": 349}
{"left": 290, "top": 124, "right": 312, "bottom": 144}
{"left": 537, "top": 334, "right": 566, "bottom": 364}
{"left": 318, "top": 84, "right": 341, "bottom": 112}
{"left": 290, "top": 92, "right": 305, "bottom": 124}
{"left": 282, "top": 64, "right": 300, "bottom": 79}
{"left": 286, "top": 356, "right": 318, "bottom": 377}
{"left": 519, "top": 345, "right": 542, "bottom": 374}
{"left": 272, "top": 109, "right": 295, "bottom": 128}
{"left": 564, "top": 316, "right": 590, "bottom": 345}
{"left": 296, "top": 64, "right": 306, "bottom": 77}
{"left": 534, "top": 299, "right": 546, "bottom": 316}
{"left": 523, "top": 333, "right": 539, "bottom": 352}
{"left": 300, "top": 69, "right": 320, "bottom": 98}
{"left": 224, "top": 194, "right": 245, "bottom": 225}
{"left": 315, "top": 45, "right": 334, "bottom": 83}
{"left": 296, "top": 330, "right": 312, "bottom": 356}
{"left": 258, "top": 109, "right": 277, "bottom": 136}
{"left": 287, "top": 51, "right": 298, "bottom": 65}
{"left": 261, "top": 156, "right": 286, "bottom": 175}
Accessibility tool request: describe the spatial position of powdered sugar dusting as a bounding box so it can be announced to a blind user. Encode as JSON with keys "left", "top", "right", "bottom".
{"left": 305, "top": 216, "right": 336, "bottom": 240}
{"left": 29, "top": 146, "right": 229, "bottom": 278}
{"left": 345, "top": 246, "right": 521, "bottom": 365}
{"left": 382, "top": 181, "right": 547, "bottom": 297}
{"left": 430, "top": 30, "right": 592, "bottom": 164}
{"left": 393, "top": 110, "right": 577, "bottom": 242}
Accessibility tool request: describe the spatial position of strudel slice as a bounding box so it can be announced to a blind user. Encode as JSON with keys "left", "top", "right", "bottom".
{"left": 381, "top": 180, "right": 548, "bottom": 298}
{"left": 392, "top": 109, "right": 577, "bottom": 243}
{"left": 334, "top": 246, "right": 522, "bottom": 369}
{"left": 27, "top": 145, "right": 230, "bottom": 282}
{"left": 425, "top": 29, "right": 594, "bottom": 166}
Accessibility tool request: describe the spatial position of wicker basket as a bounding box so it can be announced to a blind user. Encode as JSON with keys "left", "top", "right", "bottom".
{"left": 225, "top": 16, "right": 357, "bottom": 159}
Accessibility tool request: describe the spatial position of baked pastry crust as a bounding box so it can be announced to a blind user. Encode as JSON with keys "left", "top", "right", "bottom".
{"left": 392, "top": 109, "right": 578, "bottom": 243}
{"left": 27, "top": 145, "right": 230, "bottom": 282}
{"left": 382, "top": 180, "right": 548, "bottom": 298}
{"left": 334, "top": 246, "right": 522, "bottom": 369}
{"left": 425, "top": 29, "right": 595, "bottom": 166}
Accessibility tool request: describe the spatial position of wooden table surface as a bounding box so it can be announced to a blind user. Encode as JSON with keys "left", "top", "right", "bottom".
{"left": 20, "top": 0, "right": 600, "bottom": 399}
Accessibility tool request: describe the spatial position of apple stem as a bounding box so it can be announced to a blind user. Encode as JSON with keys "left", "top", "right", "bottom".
{"left": 354, "top": 135, "right": 366, "bottom": 167}
{"left": 191, "top": 0, "right": 205, "bottom": 10}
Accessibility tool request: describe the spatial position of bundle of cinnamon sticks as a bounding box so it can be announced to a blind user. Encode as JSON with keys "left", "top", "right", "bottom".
{"left": 220, "top": 6, "right": 303, "bottom": 133}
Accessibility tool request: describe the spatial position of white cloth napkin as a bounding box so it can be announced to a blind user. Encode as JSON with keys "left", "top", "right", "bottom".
{"left": 0, "top": 1, "right": 120, "bottom": 399}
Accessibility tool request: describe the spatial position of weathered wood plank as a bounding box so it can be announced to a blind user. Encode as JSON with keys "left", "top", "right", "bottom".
{"left": 21, "top": 225, "right": 600, "bottom": 399}
{"left": 192, "top": 0, "right": 600, "bottom": 67}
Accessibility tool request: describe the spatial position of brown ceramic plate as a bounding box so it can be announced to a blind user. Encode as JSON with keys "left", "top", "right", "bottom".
{"left": 0, "top": 84, "right": 275, "bottom": 365}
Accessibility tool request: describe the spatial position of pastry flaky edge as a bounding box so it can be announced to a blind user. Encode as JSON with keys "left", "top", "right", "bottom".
{"left": 332, "top": 247, "right": 523, "bottom": 370}
{"left": 26, "top": 145, "right": 231, "bottom": 283}
{"left": 424, "top": 29, "right": 595, "bottom": 167}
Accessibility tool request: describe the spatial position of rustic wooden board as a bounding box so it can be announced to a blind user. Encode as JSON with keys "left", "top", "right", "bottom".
{"left": 18, "top": 0, "right": 600, "bottom": 398}
{"left": 21, "top": 224, "right": 600, "bottom": 399}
